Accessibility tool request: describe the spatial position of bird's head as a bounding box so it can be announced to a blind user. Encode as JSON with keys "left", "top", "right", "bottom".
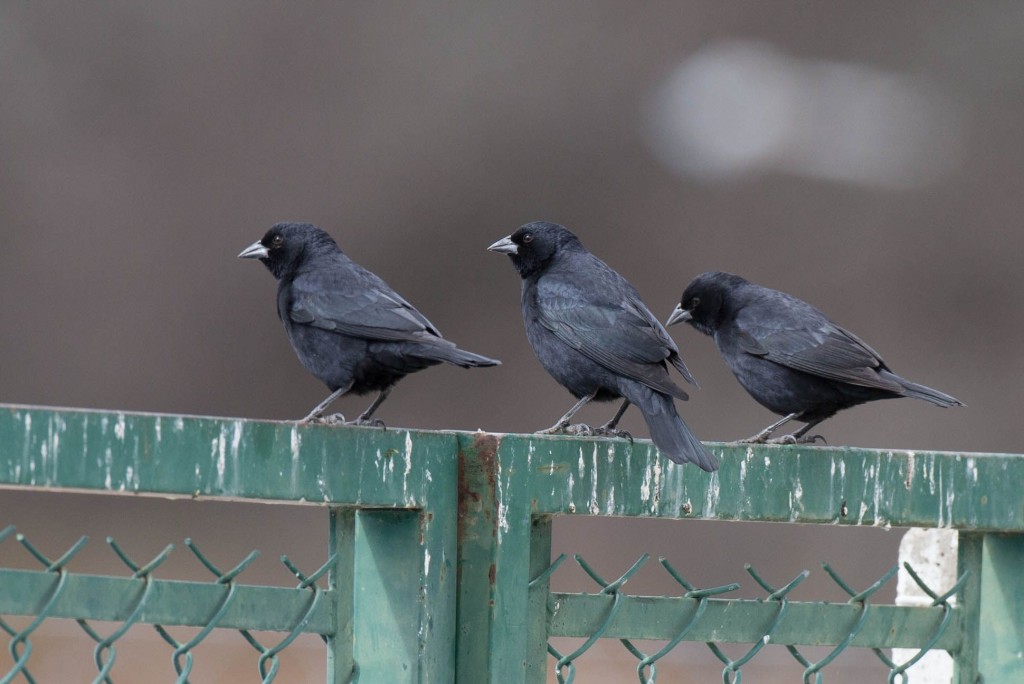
{"left": 668, "top": 271, "right": 747, "bottom": 336}
{"left": 238, "top": 222, "right": 338, "bottom": 280}
{"left": 487, "top": 221, "right": 582, "bottom": 279}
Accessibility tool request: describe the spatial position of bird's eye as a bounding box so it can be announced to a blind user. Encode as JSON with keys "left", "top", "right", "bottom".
{"left": 522, "top": 233, "right": 534, "bottom": 244}
{"left": 691, "top": 297, "right": 701, "bottom": 308}
{"left": 271, "top": 235, "right": 284, "bottom": 248}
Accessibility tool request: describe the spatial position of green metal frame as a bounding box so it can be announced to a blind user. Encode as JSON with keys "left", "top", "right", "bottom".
{"left": 1, "top": 404, "right": 1021, "bottom": 682}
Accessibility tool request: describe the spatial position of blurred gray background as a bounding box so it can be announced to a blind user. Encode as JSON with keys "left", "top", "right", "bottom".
{"left": 1, "top": 2, "right": 1020, "bottom": 682}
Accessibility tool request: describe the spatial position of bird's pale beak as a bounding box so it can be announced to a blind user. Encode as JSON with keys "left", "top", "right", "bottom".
{"left": 487, "top": 235, "right": 518, "bottom": 255}
{"left": 666, "top": 304, "right": 692, "bottom": 326}
{"left": 238, "top": 241, "right": 269, "bottom": 259}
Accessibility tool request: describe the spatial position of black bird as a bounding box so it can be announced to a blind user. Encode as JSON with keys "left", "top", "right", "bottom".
{"left": 488, "top": 221, "right": 717, "bottom": 471}
{"left": 668, "top": 271, "right": 964, "bottom": 444}
{"left": 239, "top": 222, "right": 499, "bottom": 424}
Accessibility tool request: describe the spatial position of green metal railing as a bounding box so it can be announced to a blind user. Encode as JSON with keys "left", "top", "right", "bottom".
{"left": 0, "top": 404, "right": 1021, "bottom": 682}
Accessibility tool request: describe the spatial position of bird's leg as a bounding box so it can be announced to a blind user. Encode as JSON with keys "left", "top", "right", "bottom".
{"left": 738, "top": 412, "right": 800, "bottom": 443}
{"left": 770, "top": 417, "right": 828, "bottom": 445}
{"left": 538, "top": 391, "right": 598, "bottom": 435}
{"left": 346, "top": 387, "right": 392, "bottom": 428}
{"left": 299, "top": 382, "right": 353, "bottom": 423}
{"left": 592, "top": 400, "right": 633, "bottom": 441}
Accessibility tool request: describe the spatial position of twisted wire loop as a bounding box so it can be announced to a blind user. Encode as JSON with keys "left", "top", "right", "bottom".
{"left": 622, "top": 558, "right": 740, "bottom": 684}
{"left": 76, "top": 538, "right": 176, "bottom": 684}
{"left": 545, "top": 554, "right": 650, "bottom": 684}
{"left": 0, "top": 618, "right": 34, "bottom": 684}
{"left": 235, "top": 553, "right": 338, "bottom": 684}
{"left": 798, "top": 563, "right": 899, "bottom": 683}
{"left": 150, "top": 538, "right": 260, "bottom": 684}
{"left": 0, "top": 525, "right": 36, "bottom": 684}
{"left": 0, "top": 527, "right": 28, "bottom": 684}
{"left": 0, "top": 532, "right": 89, "bottom": 684}
{"left": 0, "top": 528, "right": 31, "bottom": 679}
{"left": 870, "top": 562, "right": 970, "bottom": 684}
{"left": 706, "top": 565, "right": 809, "bottom": 684}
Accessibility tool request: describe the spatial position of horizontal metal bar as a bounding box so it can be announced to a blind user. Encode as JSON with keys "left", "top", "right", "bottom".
{"left": 3, "top": 405, "right": 1021, "bottom": 531}
{"left": 0, "top": 404, "right": 456, "bottom": 506}
{"left": 503, "top": 434, "right": 1024, "bottom": 531}
{"left": 0, "top": 568, "right": 335, "bottom": 633}
{"left": 547, "top": 593, "right": 961, "bottom": 650}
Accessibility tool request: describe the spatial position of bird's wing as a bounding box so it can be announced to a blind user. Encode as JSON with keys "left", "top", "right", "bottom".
{"left": 285, "top": 265, "right": 442, "bottom": 342}
{"left": 536, "top": 276, "right": 688, "bottom": 398}
{"left": 623, "top": 295, "right": 698, "bottom": 386}
{"left": 735, "top": 303, "right": 903, "bottom": 392}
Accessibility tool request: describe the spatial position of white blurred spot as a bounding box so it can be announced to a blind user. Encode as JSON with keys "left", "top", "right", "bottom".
{"left": 643, "top": 41, "right": 963, "bottom": 188}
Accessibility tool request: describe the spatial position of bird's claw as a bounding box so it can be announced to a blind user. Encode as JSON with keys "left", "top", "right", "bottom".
{"left": 303, "top": 412, "right": 347, "bottom": 425}
{"left": 347, "top": 418, "right": 387, "bottom": 429}
{"left": 738, "top": 432, "right": 772, "bottom": 444}
{"left": 563, "top": 423, "right": 595, "bottom": 436}
{"left": 766, "top": 433, "right": 826, "bottom": 445}
{"left": 737, "top": 430, "right": 826, "bottom": 445}
{"left": 592, "top": 426, "right": 633, "bottom": 442}
{"left": 536, "top": 423, "right": 598, "bottom": 436}
{"left": 537, "top": 422, "right": 570, "bottom": 435}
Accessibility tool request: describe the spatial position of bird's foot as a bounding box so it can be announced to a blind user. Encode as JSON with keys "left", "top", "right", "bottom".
{"left": 537, "top": 422, "right": 570, "bottom": 435}
{"left": 346, "top": 417, "right": 387, "bottom": 429}
{"left": 591, "top": 425, "right": 633, "bottom": 442}
{"left": 737, "top": 431, "right": 772, "bottom": 444}
{"left": 766, "top": 433, "right": 827, "bottom": 445}
{"left": 303, "top": 412, "right": 346, "bottom": 425}
{"left": 563, "top": 423, "right": 596, "bottom": 437}
{"left": 537, "top": 423, "right": 597, "bottom": 436}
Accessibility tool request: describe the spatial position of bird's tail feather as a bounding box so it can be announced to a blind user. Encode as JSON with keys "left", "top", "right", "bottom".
{"left": 627, "top": 384, "right": 718, "bottom": 472}
{"left": 417, "top": 341, "right": 501, "bottom": 368}
{"left": 881, "top": 371, "right": 964, "bottom": 408}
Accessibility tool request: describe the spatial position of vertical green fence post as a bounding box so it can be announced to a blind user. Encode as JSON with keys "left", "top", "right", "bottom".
{"left": 325, "top": 438, "right": 458, "bottom": 684}
{"left": 955, "top": 532, "right": 1024, "bottom": 683}
{"left": 526, "top": 516, "right": 554, "bottom": 684}
{"left": 455, "top": 433, "right": 542, "bottom": 683}
{"left": 978, "top": 533, "right": 1024, "bottom": 677}
{"left": 961, "top": 532, "right": 1024, "bottom": 683}
{"left": 351, "top": 510, "right": 434, "bottom": 681}
{"left": 327, "top": 507, "right": 356, "bottom": 684}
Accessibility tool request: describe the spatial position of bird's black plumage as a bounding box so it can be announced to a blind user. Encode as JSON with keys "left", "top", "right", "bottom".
{"left": 239, "top": 222, "right": 499, "bottom": 424}
{"left": 668, "top": 271, "right": 964, "bottom": 443}
{"left": 489, "top": 221, "right": 716, "bottom": 471}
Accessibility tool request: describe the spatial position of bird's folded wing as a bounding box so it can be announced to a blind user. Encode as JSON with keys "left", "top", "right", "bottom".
{"left": 537, "top": 279, "right": 689, "bottom": 399}
{"left": 736, "top": 312, "right": 903, "bottom": 392}
{"left": 287, "top": 282, "right": 443, "bottom": 343}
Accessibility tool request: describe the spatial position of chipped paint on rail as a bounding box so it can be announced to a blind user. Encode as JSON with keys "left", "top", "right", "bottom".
{"left": 588, "top": 444, "right": 600, "bottom": 515}
{"left": 403, "top": 431, "right": 415, "bottom": 506}
{"left": 496, "top": 456, "right": 510, "bottom": 541}
{"left": 2, "top": 407, "right": 1022, "bottom": 531}
{"left": 213, "top": 431, "right": 226, "bottom": 490}
{"left": 703, "top": 469, "right": 719, "bottom": 517}
{"left": 604, "top": 442, "right": 617, "bottom": 515}
{"left": 639, "top": 463, "right": 652, "bottom": 504}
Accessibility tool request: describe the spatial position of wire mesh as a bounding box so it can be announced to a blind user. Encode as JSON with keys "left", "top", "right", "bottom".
{"left": 535, "top": 553, "right": 967, "bottom": 684}
{"left": 0, "top": 526, "right": 337, "bottom": 684}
